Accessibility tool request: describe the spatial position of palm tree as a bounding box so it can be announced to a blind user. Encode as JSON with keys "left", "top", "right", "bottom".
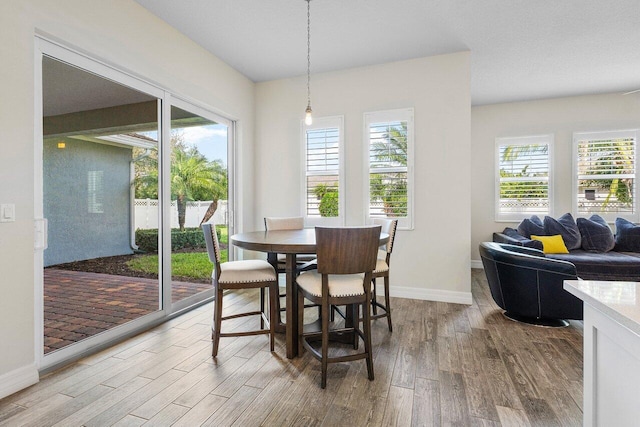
{"left": 134, "top": 136, "right": 227, "bottom": 231}
{"left": 370, "top": 123, "right": 408, "bottom": 216}
{"left": 197, "top": 160, "right": 227, "bottom": 225}
{"left": 171, "top": 148, "right": 223, "bottom": 231}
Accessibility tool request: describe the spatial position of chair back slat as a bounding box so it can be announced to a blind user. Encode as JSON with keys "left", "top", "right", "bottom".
{"left": 373, "top": 218, "right": 398, "bottom": 254}
{"left": 264, "top": 216, "right": 305, "bottom": 231}
{"left": 202, "top": 223, "right": 222, "bottom": 278}
{"left": 315, "top": 226, "right": 381, "bottom": 275}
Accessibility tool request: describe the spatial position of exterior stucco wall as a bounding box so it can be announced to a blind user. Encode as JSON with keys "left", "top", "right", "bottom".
{"left": 43, "top": 138, "right": 133, "bottom": 266}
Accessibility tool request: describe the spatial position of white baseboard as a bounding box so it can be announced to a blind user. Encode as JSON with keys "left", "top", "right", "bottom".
{"left": 389, "top": 286, "right": 473, "bottom": 305}
{"left": 0, "top": 363, "right": 39, "bottom": 400}
{"left": 470, "top": 259, "right": 483, "bottom": 269}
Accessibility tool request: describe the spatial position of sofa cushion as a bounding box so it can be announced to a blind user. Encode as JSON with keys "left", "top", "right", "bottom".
{"left": 544, "top": 213, "right": 581, "bottom": 250}
{"left": 517, "top": 215, "right": 545, "bottom": 238}
{"left": 577, "top": 214, "right": 615, "bottom": 252}
{"left": 501, "top": 227, "right": 544, "bottom": 250}
{"left": 531, "top": 234, "right": 570, "bottom": 254}
{"left": 548, "top": 250, "right": 640, "bottom": 281}
{"left": 615, "top": 217, "right": 640, "bottom": 252}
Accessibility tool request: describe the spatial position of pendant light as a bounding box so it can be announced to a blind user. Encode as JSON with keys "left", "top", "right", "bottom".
{"left": 304, "top": 0, "right": 313, "bottom": 126}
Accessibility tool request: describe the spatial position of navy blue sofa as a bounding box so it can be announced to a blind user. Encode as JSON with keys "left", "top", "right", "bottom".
{"left": 493, "top": 231, "right": 640, "bottom": 282}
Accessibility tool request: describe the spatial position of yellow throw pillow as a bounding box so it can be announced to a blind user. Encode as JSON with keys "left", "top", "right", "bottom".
{"left": 530, "top": 234, "right": 569, "bottom": 254}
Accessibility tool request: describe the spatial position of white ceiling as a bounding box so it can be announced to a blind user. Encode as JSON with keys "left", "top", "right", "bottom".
{"left": 133, "top": 0, "right": 640, "bottom": 106}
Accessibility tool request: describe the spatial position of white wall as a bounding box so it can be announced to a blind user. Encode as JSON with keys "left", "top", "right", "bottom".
{"left": 255, "top": 53, "right": 472, "bottom": 303}
{"left": 471, "top": 93, "right": 640, "bottom": 263}
{"left": 0, "top": 0, "right": 255, "bottom": 396}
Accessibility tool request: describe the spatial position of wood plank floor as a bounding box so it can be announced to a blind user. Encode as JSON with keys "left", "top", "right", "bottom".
{"left": 0, "top": 270, "right": 583, "bottom": 426}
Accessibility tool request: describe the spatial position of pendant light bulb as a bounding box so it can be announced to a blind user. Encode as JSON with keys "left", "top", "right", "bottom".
{"left": 305, "top": 105, "right": 313, "bottom": 126}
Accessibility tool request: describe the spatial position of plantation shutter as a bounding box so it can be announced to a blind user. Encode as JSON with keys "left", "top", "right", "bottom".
{"left": 368, "top": 121, "right": 408, "bottom": 218}
{"left": 305, "top": 127, "right": 340, "bottom": 217}
{"left": 495, "top": 135, "right": 552, "bottom": 221}
{"left": 575, "top": 131, "right": 636, "bottom": 216}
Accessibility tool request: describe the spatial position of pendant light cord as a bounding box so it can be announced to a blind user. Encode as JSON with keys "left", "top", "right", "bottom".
{"left": 306, "top": 0, "right": 311, "bottom": 109}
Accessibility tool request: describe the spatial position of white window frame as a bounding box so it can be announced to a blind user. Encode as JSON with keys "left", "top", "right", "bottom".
{"left": 495, "top": 134, "right": 553, "bottom": 222}
{"left": 363, "top": 108, "right": 414, "bottom": 230}
{"left": 301, "top": 116, "right": 345, "bottom": 226}
{"left": 572, "top": 129, "right": 639, "bottom": 222}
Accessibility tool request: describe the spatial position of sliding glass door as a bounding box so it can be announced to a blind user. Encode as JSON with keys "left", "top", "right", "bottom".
{"left": 41, "top": 55, "right": 162, "bottom": 359}
{"left": 36, "top": 39, "right": 234, "bottom": 368}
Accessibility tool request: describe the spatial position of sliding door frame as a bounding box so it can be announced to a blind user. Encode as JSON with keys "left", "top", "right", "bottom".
{"left": 34, "top": 36, "right": 236, "bottom": 371}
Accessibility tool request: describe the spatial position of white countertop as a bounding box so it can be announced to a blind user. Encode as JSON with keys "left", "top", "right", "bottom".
{"left": 564, "top": 280, "right": 640, "bottom": 336}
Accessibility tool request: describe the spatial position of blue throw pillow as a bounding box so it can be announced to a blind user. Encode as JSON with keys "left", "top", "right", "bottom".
{"left": 517, "top": 215, "right": 545, "bottom": 238}
{"left": 544, "top": 213, "right": 581, "bottom": 250}
{"left": 577, "top": 214, "right": 615, "bottom": 252}
{"left": 615, "top": 217, "right": 640, "bottom": 252}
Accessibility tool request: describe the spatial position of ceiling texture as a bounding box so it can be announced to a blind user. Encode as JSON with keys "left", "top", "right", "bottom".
{"left": 133, "top": 0, "right": 640, "bottom": 106}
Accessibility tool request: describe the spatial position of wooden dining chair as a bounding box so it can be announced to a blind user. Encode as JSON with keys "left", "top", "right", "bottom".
{"left": 371, "top": 218, "right": 398, "bottom": 332}
{"left": 264, "top": 216, "right": 317, "bottom": 323}
{"left": 296, "top": 225, "right": 381, "bottom": 389}
{"left": 264, "top": 216, "right": 317, "bottom": 270}
{"left": 202, "top": 223, "right": 279, "bottom": 357}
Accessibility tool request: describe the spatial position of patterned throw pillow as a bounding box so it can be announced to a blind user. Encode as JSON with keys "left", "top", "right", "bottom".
{"left": 614, "top": 217, "right": 640, "bottom": 252}
{"left": 544, "top": 213, "right": 581, "bottom": 250}
{"left": 577, "top": 214, "right": 615, "bottom": 252}
{"left": 516, "top": 215, "right": 545, "bottom": 238}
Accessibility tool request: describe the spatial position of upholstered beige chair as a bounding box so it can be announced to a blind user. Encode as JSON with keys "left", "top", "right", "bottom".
{"left": 202, "top": 223, "right": 278, "bottom": 357}
{"left": 371, "top": 218, "right": 398, "bottom": 332}
{"left": 296, "top": 225, "right": 381, "bottom": 389}
{"left": 264, "top": 216, "right": 317, "bottom": 268}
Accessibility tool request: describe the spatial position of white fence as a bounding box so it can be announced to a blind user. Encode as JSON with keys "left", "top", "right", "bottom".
{"left": 134, "top": 199, "right": 228, "bottom": 229}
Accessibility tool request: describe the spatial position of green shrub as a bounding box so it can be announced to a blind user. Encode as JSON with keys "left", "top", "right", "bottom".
{"left": 313, "top": 184, "right": 339, "bottom": 217}
{"left": 135, "top": 226, "right": 224, "bottom": 253}
{"left": 319, "top": 191, "right": 339, "bottom": 217}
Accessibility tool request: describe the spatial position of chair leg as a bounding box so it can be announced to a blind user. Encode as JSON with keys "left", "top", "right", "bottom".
{"left": 268, "top": 283, "right": 277, "bottom": 352}
{"left": 350, "top": 304, "right": 359, "bottom": 349}
{"left": 384, "top": 275, "right": 392, "bottom": 332}
{"left": 362, "top": 297, "right": 374, "bottom": 381}
{"left": 321, "top": 299, "right": 330, "bottom": 389}
{"left": 260, "top": 287, "right": 265, "bottom": 329}
{"left": 212, "top": 285, "right": 224, "bottom": 357}
{"left": 371, "top": 278, "right": 378, "bottom": 315}
{"left": 297, "top": 288, "right": 305, "bottom": 357}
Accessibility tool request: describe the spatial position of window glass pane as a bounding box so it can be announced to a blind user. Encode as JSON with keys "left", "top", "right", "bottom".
{"left": 169, "top": 105, "right": 228, "bottom": 307}
{"left": 496, "top": 138, "right": 550, "bottom": 219}
{"left": 576, "top": 135, "right": 636, "bottom": 215}
{"left": 42, "top": 56, "right": 160, "bottom": 356}
{"left": 305, "top": 127, "right": 339, "bottom": 217}
{"left": 368, "top": 120, "right": 408, "bottom": 218}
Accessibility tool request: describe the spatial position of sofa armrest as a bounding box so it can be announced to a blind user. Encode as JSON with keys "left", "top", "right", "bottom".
{"left": 493, "top": 231, "right": 544, "bottom": 251}
{"left": 493, "top": 232, "right": 522, "bottom": 245}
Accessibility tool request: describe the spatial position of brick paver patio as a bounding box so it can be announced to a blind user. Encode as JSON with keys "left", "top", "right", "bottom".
{"left": 44, "top": 268, "right": 210, "bottom": 354}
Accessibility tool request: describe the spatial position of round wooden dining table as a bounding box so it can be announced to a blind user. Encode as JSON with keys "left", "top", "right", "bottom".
{"left": 230, "top": 228, "right": 388, "bottom": 359}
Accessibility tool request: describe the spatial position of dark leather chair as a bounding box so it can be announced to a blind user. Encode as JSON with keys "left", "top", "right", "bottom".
{"left": 479, "top": 242, "right": 583, "bottom": 326}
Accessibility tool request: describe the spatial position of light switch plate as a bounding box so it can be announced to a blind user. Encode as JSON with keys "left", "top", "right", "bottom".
{"left": 1, "top": 204, "right": 15, "bottom": 222}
